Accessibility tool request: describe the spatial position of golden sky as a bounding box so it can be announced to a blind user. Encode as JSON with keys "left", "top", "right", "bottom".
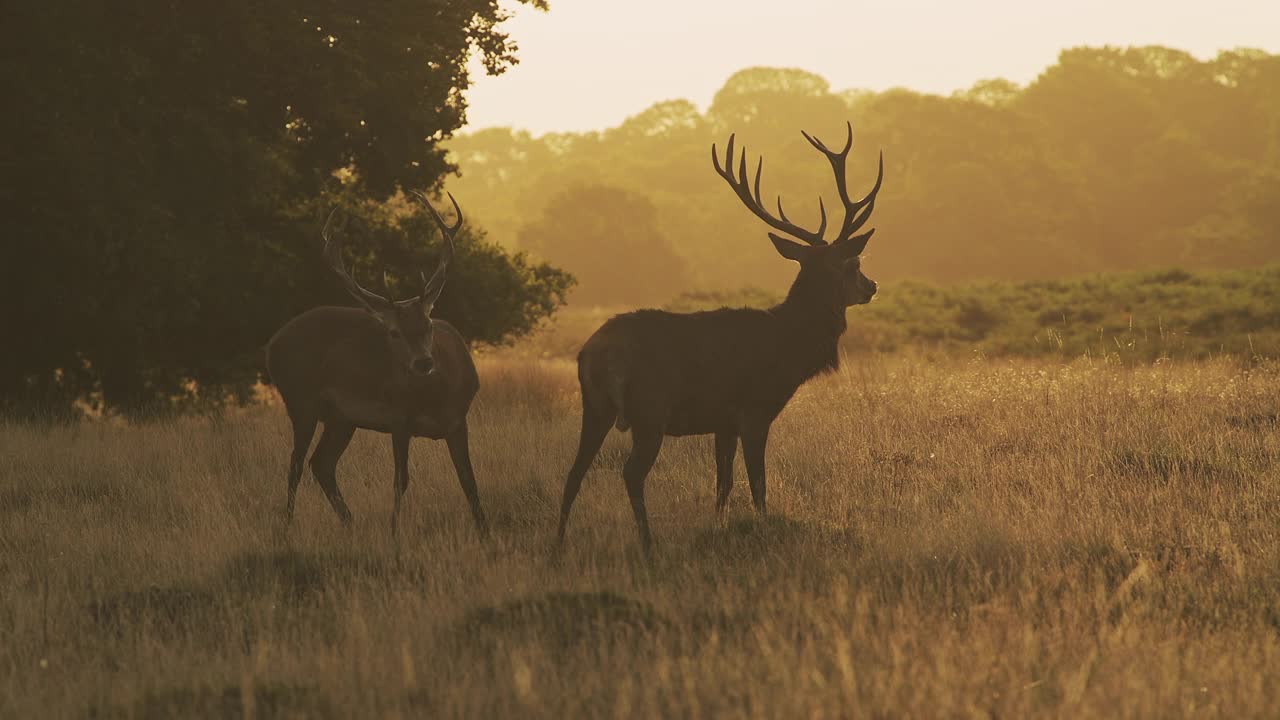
{"left": 463, "top": 0, "right": 1280, "bottom": 134}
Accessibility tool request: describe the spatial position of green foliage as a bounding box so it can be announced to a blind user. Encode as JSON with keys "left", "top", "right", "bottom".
{"left": 2, "top": 1, "right": 560, "bottom": 418}
{"left": 852, "top": 265, "right": 1280, "bottom": 361}
{"left": 446, "top": 47, "right": 1280, "bottom": 296}
{"left": 671, "top": 266, "right": 1280, "bottom": 362}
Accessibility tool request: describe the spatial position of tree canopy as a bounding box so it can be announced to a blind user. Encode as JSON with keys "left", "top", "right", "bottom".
{"left": 446, "top": 47, "right": 1280, "bottom": 298}
{"left": 3, "top": 1, "right": 568, "bottom": 417}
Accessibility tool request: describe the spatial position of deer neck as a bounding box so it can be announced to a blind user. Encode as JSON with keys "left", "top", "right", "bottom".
{"left": 770, "top": 271, "right": 847, "bottom": 380}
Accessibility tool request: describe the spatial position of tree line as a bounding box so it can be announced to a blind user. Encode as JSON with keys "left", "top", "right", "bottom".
{"left": 447, "top": 47, "right": 1280, "bottom": 303}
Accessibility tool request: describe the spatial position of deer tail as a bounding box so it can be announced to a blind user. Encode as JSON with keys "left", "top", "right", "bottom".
{"left": 599, "top": 344, "right": 630, "bottom": 432}
{"left": 579, "top": 334, "right": 631, "bottom": 432}
{"left": 608, "top": 365, "right": 630, "bottom": 432}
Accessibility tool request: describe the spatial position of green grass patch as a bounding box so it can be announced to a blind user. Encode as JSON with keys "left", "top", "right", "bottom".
{"left": 668, "top": 265, "right": 1280, "bottom": 361}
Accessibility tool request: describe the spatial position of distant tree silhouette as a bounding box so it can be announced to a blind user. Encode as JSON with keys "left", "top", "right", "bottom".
{"left": 518, "top": 186, "right": 690, "bottom": 306}
{"left": 708, "top": 68, "right": 844, "bottom": 131}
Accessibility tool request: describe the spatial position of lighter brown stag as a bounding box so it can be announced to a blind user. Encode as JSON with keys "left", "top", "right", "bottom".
{"left": 266, "top": 193, "right": 487, "bottom": 537}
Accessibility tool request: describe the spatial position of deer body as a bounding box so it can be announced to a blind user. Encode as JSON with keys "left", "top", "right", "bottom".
{"left": 581, "top": 300, "right": 841, "bottom": 437}
{"left": 268, "top": 309, "right": 476, "bottom": 438}
{"left": 558, "top": 123, "right": 883, "bottom": 552}
{"left": 267, "top": 195, "right": 487, "bottom": 536}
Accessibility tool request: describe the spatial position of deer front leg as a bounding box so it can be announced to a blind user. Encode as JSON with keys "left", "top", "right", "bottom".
{"left": 740, "top": 421, "right": 771, "bottom": 515}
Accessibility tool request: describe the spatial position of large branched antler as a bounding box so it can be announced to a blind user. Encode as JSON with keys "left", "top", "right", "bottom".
{"left": 800, "top": 122, "right": 883, "bottom": 246}
{"left": 410, "top": 191, "right": 463, "bottom": 305}
{"left": 321, "top": 208, "right": 393, "bottom": 311}
{"left": 712, "top": 122, "right": 883, "bottom": 248}
{"left": 712, "top": 134, "right": 829, "bottom": 246}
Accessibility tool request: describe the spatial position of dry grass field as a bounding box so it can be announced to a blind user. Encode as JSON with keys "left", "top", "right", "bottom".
{"left": 3, "top": 353, "right": 1280, "bottom": 717}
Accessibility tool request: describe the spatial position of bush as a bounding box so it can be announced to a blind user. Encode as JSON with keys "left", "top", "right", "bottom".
{"left": 845, "top": 265, "right": 1280, "bottom": 360}
{"left": 664, "top": 265, "right": 1280, "bottom": 362}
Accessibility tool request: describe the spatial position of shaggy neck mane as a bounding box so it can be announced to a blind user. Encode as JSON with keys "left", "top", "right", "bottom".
{"left": 771, "top": 268, "right": 847, "bottom": 382}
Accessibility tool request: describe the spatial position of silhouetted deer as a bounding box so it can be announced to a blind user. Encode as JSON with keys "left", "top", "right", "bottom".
{"left": 266, "top": 194, "right": 487, "bottom": 537}
{"left": 557, "top": 123, "right": 883, "bottom": 552}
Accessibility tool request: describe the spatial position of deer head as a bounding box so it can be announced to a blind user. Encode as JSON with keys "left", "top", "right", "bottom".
{"left": 712, "top": 122, "right": 883, "bottom": 306}
{"left": 321, "top": 193, "right": 463, "bottom": 376}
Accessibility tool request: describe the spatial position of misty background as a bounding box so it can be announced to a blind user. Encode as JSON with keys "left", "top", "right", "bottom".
{"left": 449, "top": 52, "right": 1280, "bottom": 300}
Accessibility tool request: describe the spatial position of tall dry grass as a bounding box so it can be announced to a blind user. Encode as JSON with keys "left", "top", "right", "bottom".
{"left": 2, "top": 354, "right": 1279, "bottom": 717}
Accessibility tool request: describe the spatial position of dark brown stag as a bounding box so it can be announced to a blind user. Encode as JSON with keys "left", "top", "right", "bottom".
{"left": 557, "top": 122, "right": 883, "bottom": 551}
{"left": 266, "top": 193, "right": 487, "bottom": 537}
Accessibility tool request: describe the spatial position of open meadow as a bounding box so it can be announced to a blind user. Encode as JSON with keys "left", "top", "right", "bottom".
{"left": 3, "top": 351, "right": 1279, "bottom": 717}
{"left": 12, "top": 2, "right": 1280, "bottom": 717}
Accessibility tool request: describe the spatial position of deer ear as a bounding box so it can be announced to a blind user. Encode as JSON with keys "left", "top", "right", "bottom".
{"left": 768, "top": 233, "right": 809, "bottom": 262}
{"left": 832, "top": 229, "right": 875, "bottom": 260}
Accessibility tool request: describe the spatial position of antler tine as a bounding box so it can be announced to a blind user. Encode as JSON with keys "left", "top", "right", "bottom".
{"left": 863, "top": 152, "right": 885, "bottom": 205}
{"left": 443, "top": 191, "right": 463, "bottom": 234}
{"left": 843, "top": 151, "right": 885, "bottom": 237}
{"left": 774, "top": 195, "right": 828, "bottom": 240}
{"left": 320, "top": 207, "right": 342, "bottom": 244}
{"left": 799, "top": 129, "right": 827, "bottom": 154}
{"left": 801, "top": 121, "right": 853, "bottom": 158}
{"left": 710, "top": 133, "right": 828, "bottom": 245}
{"left": 321, "top": 207, "right": 392, "bottom": 310}
{"left": 412, "top": 190, "right": 463, "bottom": 239}
{"left": 710, "top": 134, "right": 735, "bottom": 178}
{"left": 752, "top": 156, "right": 765, "bottom": 206}
{"left": 803, "top": 124, "right": 854, "bottom": 208}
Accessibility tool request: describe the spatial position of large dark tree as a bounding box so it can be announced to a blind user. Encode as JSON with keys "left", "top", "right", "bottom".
{"left": 2, "top": 1, "right": 567, "bottom": 417}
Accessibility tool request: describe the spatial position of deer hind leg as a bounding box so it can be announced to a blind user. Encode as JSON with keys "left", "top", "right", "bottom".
{"left": 284, "top": 406, "right": 318, "bottom": 525}
{"left": 309, "top": 421, "right": 356, "bottom": 526}
{"left": 714, "top": 430, "right": 738, "bottom": 516}
{"left": 623, "top": 426, "right": 665, "bottom": 554}
{"left": 557, "top": 395, "right": 615, "bottom": 546}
